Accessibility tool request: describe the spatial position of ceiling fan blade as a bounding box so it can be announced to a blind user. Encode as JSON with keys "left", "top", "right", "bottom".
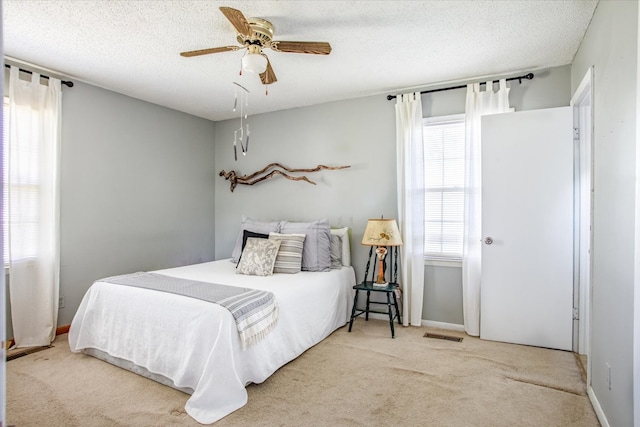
{"left": 270, "top": 41, "right": 332, "bottom": 55}
{"left": 219, "top": 7, "right": 252, "bottom": 38}
{"left": 180, "top": 46, "right": 240, "bottom": 57}
{"left": 260, "top": 56, "right": 277, "bottom": 85}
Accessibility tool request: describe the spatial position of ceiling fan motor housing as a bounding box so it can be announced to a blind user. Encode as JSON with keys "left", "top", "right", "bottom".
{"left": 237, "top": 18, "right": 274, "bottom": 48}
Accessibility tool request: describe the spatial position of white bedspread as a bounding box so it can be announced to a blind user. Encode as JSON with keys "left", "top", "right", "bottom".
{"left": 68, "top": 260, "right": 356, "bottom": 424}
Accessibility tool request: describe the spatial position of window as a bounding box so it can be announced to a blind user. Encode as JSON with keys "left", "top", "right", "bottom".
{"left": 423, "top": 114, "right": 465, "bottom": 261}
{"left": 3, "top": 95, "right": 41, "bottom": 264}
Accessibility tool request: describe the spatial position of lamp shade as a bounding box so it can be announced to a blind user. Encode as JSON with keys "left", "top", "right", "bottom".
{"left": 242, "top": 53, "right": 268, "bottom": 74}
{"left": 361, "top": 219, "right": 403, "bottom": 246}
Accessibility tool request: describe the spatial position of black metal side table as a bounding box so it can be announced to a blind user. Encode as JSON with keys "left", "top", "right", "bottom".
{"left": 348, "top": 281, "right": 402, "bottom": 338}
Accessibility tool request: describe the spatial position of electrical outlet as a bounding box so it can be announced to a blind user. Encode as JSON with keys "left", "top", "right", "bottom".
{"left": 606, "top": 363, "right": 612, "bottom": 390}
{"left": 58, "top": 296, "right": 65, "bottom": 309}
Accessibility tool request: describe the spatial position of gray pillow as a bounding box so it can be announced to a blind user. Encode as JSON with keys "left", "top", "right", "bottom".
{"left": 236, "top": 238, "right": 281, "bottom": 276}
{"left": 269, "top": 232, "right": 306, "bottom": 274}
{"left": 231, "top": 216, "right": 281, "bottom": 263}
{"left": 280, "top": 219, "right": 331, "bottom": 272}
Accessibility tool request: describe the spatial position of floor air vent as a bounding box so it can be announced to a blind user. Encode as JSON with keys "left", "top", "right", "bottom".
{"left": 424, "top": 333, "right": 463, "bottom": 342}
{"left": 7, "top": 345, "right": 52, "bottom": 361}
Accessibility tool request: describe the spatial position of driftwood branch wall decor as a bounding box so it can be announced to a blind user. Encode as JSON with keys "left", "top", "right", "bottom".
{"left": 219, "top": 163, "right": 350, "bottom": 192}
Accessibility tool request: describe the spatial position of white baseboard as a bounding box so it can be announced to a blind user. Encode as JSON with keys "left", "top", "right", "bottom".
{"left": 587, "top": 386, "right": 611, "bottom": 427}
{"left": 421, "top": 320, "right": 465, "bottom": 332}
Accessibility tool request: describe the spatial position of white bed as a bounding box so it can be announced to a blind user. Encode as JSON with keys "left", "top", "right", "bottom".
{"left": 69, "top": 259, "right": 356, "bottom": 424}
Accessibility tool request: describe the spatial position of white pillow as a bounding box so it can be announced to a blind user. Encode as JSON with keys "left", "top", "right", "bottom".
{"left": 330, "top": 227, "right": 351, "bottom": 267}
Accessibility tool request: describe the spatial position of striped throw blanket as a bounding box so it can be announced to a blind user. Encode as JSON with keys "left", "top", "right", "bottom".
{"left": 100, "top": 272, "right": 279, "bottom": 349}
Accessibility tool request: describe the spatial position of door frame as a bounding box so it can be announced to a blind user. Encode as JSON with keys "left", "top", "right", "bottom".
{"left": 570, "top": 67, "right": 594, "bottom": 378}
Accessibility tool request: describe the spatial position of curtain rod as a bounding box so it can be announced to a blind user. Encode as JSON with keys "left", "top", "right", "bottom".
{"left": 386, "top": 72, "right": 534, "bottom": 101}
{"left": 4, "top": 64, "right": 74, "bottom": 88}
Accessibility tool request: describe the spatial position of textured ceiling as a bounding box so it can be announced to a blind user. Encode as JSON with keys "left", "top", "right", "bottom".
{"left": 4, "top": 1, "right": 598, "bottom": 121}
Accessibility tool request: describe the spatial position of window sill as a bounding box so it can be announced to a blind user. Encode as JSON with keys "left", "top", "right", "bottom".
{"left": 424, "top": 259, "right": 462, "bottom": 268}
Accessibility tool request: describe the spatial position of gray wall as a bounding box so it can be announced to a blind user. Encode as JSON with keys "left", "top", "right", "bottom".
{"left": 423, "top": 265, "right": 463, "bottom": 325}
{"left": 214, "top": 65, "right": 572, "bottom": 326}
{"left": 571, "top": 1, "right": 637, "bottom": 426}
{"left": 214, "top": 95, "right": 397, "bottom": 281}
{"left": 57, "top": 82, "right": 218, "bottom": 328}
{"left": 6, "top": 80, "right": 218, "bottom": 338}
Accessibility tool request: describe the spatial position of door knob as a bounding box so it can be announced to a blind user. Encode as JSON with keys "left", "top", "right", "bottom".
{"left": 484, "top": 237, "right": 493, "bottom": 245}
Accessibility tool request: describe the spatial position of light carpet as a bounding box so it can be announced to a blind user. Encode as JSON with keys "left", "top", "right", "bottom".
{"left": 6, "top": 320, "right": 599, "bottom": 426}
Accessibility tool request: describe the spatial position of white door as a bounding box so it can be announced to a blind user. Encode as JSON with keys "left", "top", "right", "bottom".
{"left": 480, "top": 107, "right": 573, "bottom": 351}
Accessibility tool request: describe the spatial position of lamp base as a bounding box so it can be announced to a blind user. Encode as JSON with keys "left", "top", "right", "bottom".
{"left": 372, "top": 281, "right": 389, "bottom": 288}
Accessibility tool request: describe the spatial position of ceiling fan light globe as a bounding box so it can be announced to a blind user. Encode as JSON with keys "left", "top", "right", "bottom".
{"left": 242, "top": 53, "right": 268, "bottom": 74}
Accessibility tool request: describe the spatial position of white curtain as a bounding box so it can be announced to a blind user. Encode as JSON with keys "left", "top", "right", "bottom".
{"left": 396, "top": 92, "right": 425, "bottom": 326}
{"left": 8, "top": 66, "right": 61, "bottom": 347}
{"left": 462, "top": 79, "right": 511, "bottom": 336}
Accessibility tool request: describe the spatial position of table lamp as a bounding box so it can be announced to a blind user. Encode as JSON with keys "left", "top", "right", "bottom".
{"left": 361, "top": 218, "right": 403, "bottom": 285}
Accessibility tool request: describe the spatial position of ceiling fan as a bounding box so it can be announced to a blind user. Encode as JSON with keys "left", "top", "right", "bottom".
{"left": 180, "top": 7, "right": 332, "bottom": 85}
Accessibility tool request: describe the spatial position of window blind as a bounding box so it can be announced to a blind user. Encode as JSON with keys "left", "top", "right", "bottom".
{"left": 423, "top": 115, "right": 465, "bottom": 261}
{"left": 3, "top": 96, "right": 41, "bottom": 264}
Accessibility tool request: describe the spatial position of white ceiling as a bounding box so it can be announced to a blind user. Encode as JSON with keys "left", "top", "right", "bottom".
{"left": 4, "top": 1, "right": 598, "bottom": 122}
